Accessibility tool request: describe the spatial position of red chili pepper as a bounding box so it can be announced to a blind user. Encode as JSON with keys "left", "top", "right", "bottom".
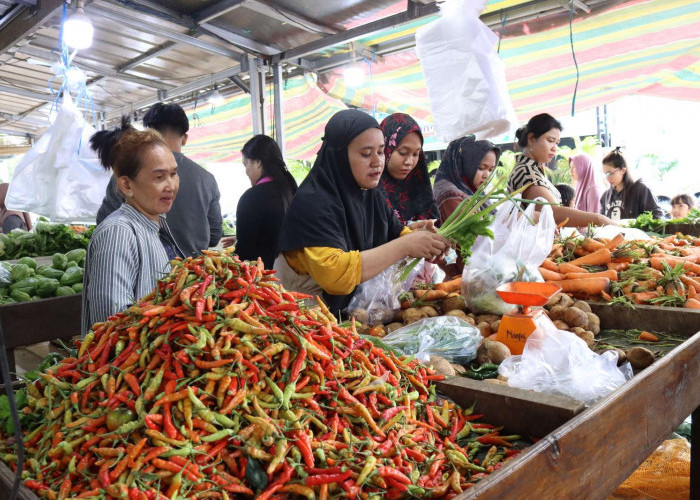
{"left": 477, "top": 435, "right": 514, "bottom": 447}
{"left": 290, "top": 348, "right": 307, "bottom": 381}
{"left": 381, "top": 406, "right": 406, "bottom": 422}
{"left": 505, "top": 449, "right": 522, "bottom": 458}
{"left": 293, "top": 430, "right": 315, "bottom": 468}
{"left": 465, "top": 414, "right": 484, "bottom": 421}
{"left": 305, "top": 469, "right": 352, "bottom": 486}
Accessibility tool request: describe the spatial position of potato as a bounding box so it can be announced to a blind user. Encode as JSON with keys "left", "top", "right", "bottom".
{"left": 585, "top": 313, "right": 600, "bottom": 336}
{"left": 571, "top": 327, "right": 587, "bottom": 336}
{"left": 558, "top": 294, "right": 574, "bottom": 308}
{"left": 441, "top": 295, "right": 467, "bottom": 313}
{"left": 419, "top": 306, "right": 439, "bottom": 318}
{"left": 402, "top": 308, "right": 427, "bottom": 325}
{"left": 476, "top": 340, "right": 511, "bottom": 365}
{"left": 476, "top": 314, "right": 500, "bottom": 325}
{"left": 609, "top": 348, "right": 627, "bottom": 366}
{"left": 452, "top": 364, "right": 467, "bottom": 375}
{"left": 546, "top": 292, "right": 564, "bottom": 309}
{"left": 444, "top": 310, "right": 472, "bottom": 323}
{"left": 575, "top": 329, "right": 595, "bottom": 347}
{"left": 563, "top": 307, "right": 588, "bottom": 329}
{"left": 490, "top": 320, "right": 501, "bottom": 333}
{"left": 626, "top": 347, "right": 654, "bottom": 370}
{"left": 355, "top": 323, "right": 370, "bottom": 335}
{"left": 572, "top": 300, "right": 592, "bottom": 313}
{"left": 350, "top": 308, "right": 368, "bottom": 324}
{"left": 476, "top": 322, "right": 492, "bottom": 338}
{"left": 553, "top": 320, "right": 570, "bottom": 331}
{"left": 385, "top": 322, "right": 404, "bottom": 334}
{"left": 467, "top": 313, "right": 476, "bottom": 320}
{"left": 428, "top": 355, "right": 455, "bottom": 376}
{"left": 549, "top": 305, "right": 566, "bottom": 321}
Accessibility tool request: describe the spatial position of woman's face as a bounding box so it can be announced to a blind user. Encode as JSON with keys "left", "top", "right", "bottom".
{"left": 671, "top": 200, "right": 691, "bottom": 219}
{"left": 528, "top": 128, "right": 560, "bottom": 165}
{"left": 569, "top": 158, "right": 577, "bottom": 183}
{"left": 348, "top": 128, "right": 385, "bottom": 189}
{"left": 603, "top": 162, "right": 625, "bottom": 190}
{"left": 118, "top": 144, "right": 179, "bottom": 221}
{"left": 243, "top": 156, "right": 263, "bottom": 186}
{"left": 473, "top": 150, "right": 497, "bottom": 189}
{"left": 387, "top": 132, "right": 422, "bottom": 181}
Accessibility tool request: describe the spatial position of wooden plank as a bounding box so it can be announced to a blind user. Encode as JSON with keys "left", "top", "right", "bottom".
{"left": 662, "top": 223, "right": 700, "bottom": 237}
{"left": 693, "top": 405, "right": 700, "bottom": 499}
{"left": 587, "top": 301, "right": 700, "bottom": 336}
{"left": 0, "top": 461, "right": 37, "bottom": 500}
{"left": 456, "top": 331, "right": 700, "bottom": 499}
{"left": 436, "top": 378, "right": 585, "bottom": 438}
{"left": 0, "top": 295, "right": 82, "bottom": 349}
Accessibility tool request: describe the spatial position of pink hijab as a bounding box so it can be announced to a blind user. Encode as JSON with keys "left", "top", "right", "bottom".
{"left": 570, "top": 154, "right": 602, "bottom": 214}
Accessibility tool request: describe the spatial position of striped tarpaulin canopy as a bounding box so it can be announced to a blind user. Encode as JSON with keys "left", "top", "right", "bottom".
{"left": 320, "top": 0, "right": 700, "bottom": 127}
{"left": 184, "top": 74, "right": 346, "bottom": 163}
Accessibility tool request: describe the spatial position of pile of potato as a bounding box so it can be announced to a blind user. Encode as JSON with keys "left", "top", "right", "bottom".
{"left": 545, "top": 293, "right": 600, "bottom": 347}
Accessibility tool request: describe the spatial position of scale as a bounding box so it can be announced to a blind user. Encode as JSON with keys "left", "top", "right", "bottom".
{"left": 495, "top": 282, "right": 562, "bottom": 355}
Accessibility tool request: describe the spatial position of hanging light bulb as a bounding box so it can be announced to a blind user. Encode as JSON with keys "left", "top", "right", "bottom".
{"left": 208, "top": 85, "right": 225, "bottom": 106}
{"left": 343, "top": 65, "right": 366, "bottom": 88}
{"left": 63, "top": 0, "right": 94, "bottom": 50}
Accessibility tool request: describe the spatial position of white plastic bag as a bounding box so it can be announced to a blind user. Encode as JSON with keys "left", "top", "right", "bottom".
{"left": 415, "top": 0, "right": 516, "bottom": 141}
{"left": 347, "top": 259, "right": 422, "bottom": 325}
{"left": 380, "top": 316, "right": 481, "bottom": 364}
{"left": 6, "top": 95, "right": 110, "bottom": 223}
{"left": 462, "top": 202, "right": 556, "bottom": 315}
{"left": 498, "top": 321, "right": 632, "bottom": 405}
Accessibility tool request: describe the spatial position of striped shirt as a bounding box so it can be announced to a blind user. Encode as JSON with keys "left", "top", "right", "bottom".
{"left": 81, "top": 203, "right": 175, "bottom": 335}
{"left": 507, "top": 153, "right": 562, "bottom": 204}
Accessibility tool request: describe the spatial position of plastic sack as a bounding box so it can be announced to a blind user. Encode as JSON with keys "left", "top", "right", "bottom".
{"left": 415, "top": 0, "right": 516, "bottom": 141}
{"left": 347, "top": 259, "right": 422, "bottom": 325}
{"left": 498, "top": 321, "right": 632, "bottom": 405}
{"left": 462, "top": 202, "right": 556, "bottom": 315}
{"left": 610, "top": 438, "right": 690, "bottom": 500}
{"left": 379, "top": 316, "right": 481, "bottom": 364}
{"left": 6, "top": 95, "right": 111, "bottom": 223}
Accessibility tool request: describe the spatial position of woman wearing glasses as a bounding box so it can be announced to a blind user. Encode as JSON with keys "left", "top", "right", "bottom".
{"left": 600, "top": 148, "right": 662, "bottom": 221}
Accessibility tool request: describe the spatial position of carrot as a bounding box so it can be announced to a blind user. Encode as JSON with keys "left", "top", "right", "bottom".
{"left": 557, "top": 263, "right": 587, "bottom": 274}
{"left": 582, "top": 238, "right": 605, "bottom": 253}
{"left": 638, "top": 331, "right": 659, "bottom": 342}
{"left": 650, "top": 253, "right": 700, "bottom": 264}
{"left": 607, "top": 261, "right": 629, "bottom": 272}
{"left": 433, "top": 277, "right": 462, "bottom": 294}
{"left": 568, "top": 248, "right": 612, "bottom": 267}
{"left": 538, "top": 268, "right": 566, "bottom": 281}
{"left": 650, "top": 257, "right": 700, "bottom": 276}
{"left": 685, "top": 298, "right": 700, "bottom": 309}
{"left": 565, "top": 270, "right": 618, "bottom": 281}
{"left": 541, "top": 259, "right": 559, "bottom": 272}
{"left": 688, "top": 285, "right": 698, "bottom": 300}
{"left": 413, "top": 289, "right": 448, "bottom": 302}
{"left": 549, "top": 278, "right": 610, "bottom": 295}
{"left": 602, "top": 233, "right": 625, "bottom": 251}
{"left": 629, "top": 291, "right": 661, "bottom": 304}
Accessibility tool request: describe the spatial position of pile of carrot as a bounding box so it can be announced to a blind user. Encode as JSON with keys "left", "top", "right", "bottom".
{"left": 0, "top": 250, "right": 524, "bottom": 499}
{"left": 401, "top": 276, "right": 463, "bottom": 308}
{"left": 541, "top": 233, "right": 700, "bottom": 309}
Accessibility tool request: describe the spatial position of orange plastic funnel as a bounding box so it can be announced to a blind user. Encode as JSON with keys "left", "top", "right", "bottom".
{"left": 496, "top": 282, "right": 562, "bottom": 307}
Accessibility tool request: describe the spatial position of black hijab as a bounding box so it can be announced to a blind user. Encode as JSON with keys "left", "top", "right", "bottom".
{"left": 434, "top": 136, "right": 501, "bottom": 198}
{"left": 278, "top": 109, "right": 404, "bottom": 313}
{"left": 378, "top": 113, "right": 439, "bottom": 224}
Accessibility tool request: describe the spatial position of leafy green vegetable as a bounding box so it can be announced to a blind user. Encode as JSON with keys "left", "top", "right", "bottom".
{"left": 0, "top": 223, "right": 91, "bottom": 261}
{"left": 628, "top": 208, "right": 700, "bottom": 234}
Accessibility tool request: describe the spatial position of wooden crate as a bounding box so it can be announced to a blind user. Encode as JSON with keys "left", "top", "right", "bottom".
{"left": 586, "top": 301, "right": 700, "bottom": 336}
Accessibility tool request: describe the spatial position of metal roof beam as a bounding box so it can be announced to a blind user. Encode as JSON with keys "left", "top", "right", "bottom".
{"left": 192, "top": 0, "right": 247, "bottom": 24}
{"left": 197, "top": 22, "right": 278, "bottom": 56}
{"left": 116, "top": 41, "right": 178, "bottom": 72}
{"left": 0, "top": 84, "right": 107, "bottom": 112}
{"left": 105, "top": 64, "right": 243, "bottom": 121}
{"left": 244, "top": 0, "right": 340, "bottom": 35}
{"left": 271, "top": 1, "right": 439, "bottom": 63}
{"left": 0, "top": 112, "right": 48, "bottom": 128}
{"left": 86, "top": 4, "right": 241, "bottom": 59}
{"left": 0, "top": 0, "right": 63, "bottom": 54}
{"left": 15, "top": 45, "right": 173, "bottom": 90}
{"left": 0, "top": 128, "right": 35, "bottom": 137}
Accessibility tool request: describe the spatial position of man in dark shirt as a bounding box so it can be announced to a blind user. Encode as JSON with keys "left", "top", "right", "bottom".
{"left": 97, "top": 103, "right": 222, "bottom": 256}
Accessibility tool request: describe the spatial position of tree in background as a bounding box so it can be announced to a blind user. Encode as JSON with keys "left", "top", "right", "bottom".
{"left": 635, "top": 153, "right": 679, "bottom": 183}
{"left": 550, "top": 136, "right": 601, "bottom": 185}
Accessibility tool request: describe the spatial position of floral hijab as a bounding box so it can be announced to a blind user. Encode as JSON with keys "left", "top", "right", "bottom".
{"left": 379, "top": 113, "right": 439, "bottom": 224}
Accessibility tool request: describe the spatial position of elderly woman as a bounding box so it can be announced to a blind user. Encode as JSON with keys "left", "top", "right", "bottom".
{"left": 83, "top": 119, "right": 183, "bottom": 334}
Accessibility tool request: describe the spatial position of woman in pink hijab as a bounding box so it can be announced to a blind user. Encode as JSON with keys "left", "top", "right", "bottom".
{"left": 0, "top": 183, "right": 32, "bottom": 233}
{"left": 569, "top": 154, "right": 602, "bottom": 214}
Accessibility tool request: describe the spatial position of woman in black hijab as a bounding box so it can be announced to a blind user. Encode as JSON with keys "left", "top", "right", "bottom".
{"left": 274, "top": 109, "right": 449, "bottom": 314}
{"left": 379, "top": 113, "right": 439, "bottom": 224}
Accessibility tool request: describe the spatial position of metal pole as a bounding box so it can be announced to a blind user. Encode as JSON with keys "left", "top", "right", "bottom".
{"left": 272, "top": 63, "right": 285, "bottom": 157}
{"left": 248, "top": 55, "right": 263, "bottom": 135}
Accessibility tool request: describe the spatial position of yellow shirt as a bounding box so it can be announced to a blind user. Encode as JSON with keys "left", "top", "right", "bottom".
{"left": 283, "top": 226, "right": 412, "bottom": 296}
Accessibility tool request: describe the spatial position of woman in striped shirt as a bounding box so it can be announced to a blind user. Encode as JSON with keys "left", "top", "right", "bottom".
{"left": 82, "top": 119, "right": 183, "bottom": 335}
{"left": 507, "top": 113, "right": 615, "bottom": 228}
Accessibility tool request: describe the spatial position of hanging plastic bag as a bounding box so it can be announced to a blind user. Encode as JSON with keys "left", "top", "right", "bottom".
{"left": 415, "top": 0, "right": 516, "bottom": 141}
{"left": 498, "top": 321, "right": 632, "bottom": 405}
{"left": 347, "top": 258, "right": 423, "bottom": 325}
{"left": 379, "top": 316, "right": 481, "bottom": 364}
{"left": 6, "top": 95, "right": 110, "bottom": 223}
{"left": 462, "top": 201, "right": 556, "bottom": 315}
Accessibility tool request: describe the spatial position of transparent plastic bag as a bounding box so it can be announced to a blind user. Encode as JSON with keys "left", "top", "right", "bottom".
{"left": 380, "top": 316, "right": 481, "bottom": 364}
{"left": 462, "top": 202, "right": 555, "bottom": 315}
{"left": 498, "top": 321, "right": 632, "bottom": 405}
{"left": 347, "top": 258, "right": 423, "bottom": 325}
{"left": 6, "top": 95, "right": 111, "bottom": 223}
{"left": 415, "top": 0, "right": 516, "bottom": 141}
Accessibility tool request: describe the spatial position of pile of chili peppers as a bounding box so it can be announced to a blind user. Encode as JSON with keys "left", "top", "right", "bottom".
{"left": 1, "top": 250, "right": 525, "bottom": 499}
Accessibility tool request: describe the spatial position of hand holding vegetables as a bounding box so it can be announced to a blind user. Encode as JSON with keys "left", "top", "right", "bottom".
{"left": 401, "top": 230, "right": 450, "bottom": 261}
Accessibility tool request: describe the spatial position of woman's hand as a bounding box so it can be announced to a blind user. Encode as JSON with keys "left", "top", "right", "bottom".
{"left": 597, "top": 214, "right": 619, "bottom": 226}
{"left": 401, "top": 231, "right": 449, "bottom": 261}
{"left": 408, "top": 219, "right": 437, "bottom": 232}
